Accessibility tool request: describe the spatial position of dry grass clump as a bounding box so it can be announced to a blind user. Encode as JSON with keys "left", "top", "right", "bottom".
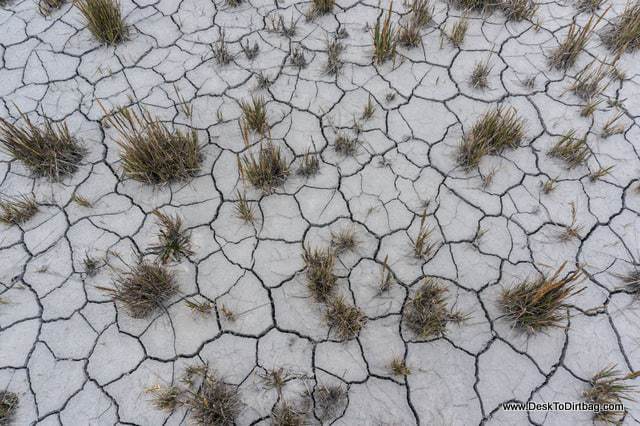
{"left": 601, "top": 112, "right": 625, "bottom": 138}
{"left": 457, "top": 106, "right": 525, "bottom": 170}
{"left": 548, "top": 130, "right": 590, "bottom": 168}
{"left": 447, "top": 14, "right": 469, "bottom": 47}
{"left": 239, "top": 96, "right": 269, "bottom": 135}
{"left": 330, "top": 227, "right": 359, "bottom": 254}
{"left": 314, "top": 384, "right": 347, "bottom": 421}
{"left": 602, "top": 1, "right": 640, "bottom": 53}
{"left": 577, "top": 0, "right": 604, "bottom": 13}
{"left": 413, "top": 211, "right": 438, "bottom": 258}
{"left": 403, "top": 278, "right": 467, "bottom": 338}
{"left": 104, "top": 106, "right": 202, "bottom": 185}
{"left": 290, "top": 46, "right": 308, "bottom": 68}
{"left": 149, "top": 365, "right": 241, "bottom": 426}
{"left": 621, "top": 267, "right": 640, "bottom": 295}
{"left": 499, "top": 262, "right": 583, "bottom": 333}
{"left": 302, "top": 245, "right": 337, "bottom": 302}
{"left": 589, "top": 165, "right": 614, "bottom": 181}
{"left": 271, "top": 401, "right": 306, "bottom": 426}
{"left": 238, "top": 143, "right": 290, "bottom": 193}
{"left": 234, "top": 190, "right": 255, "bottom": 224}
{"left": 76, "top": 0, "right": 128, "bottom": 45}
{"left": 212, "top": 31, "right": 232, "bottom": 65}
{"left": 334, "top": 132, "right": 358, "bottom": 156}
{"left": 470, "top": 58, "right": 491, "bottom": 89}
{"left": 398, "top": 0, "right": 432, "bottom": 47}
{"left": 549, "top": 13, "right": 603, "bottom": 70}
{"left": 310, "top": 0, "right": 335, "bottom": 16}
{"left": 0, "top": 115, "right": 85, "bottom": 180}
{"left": 39, "top": 0, "right": 66, "bottom": 14}
{"left": 148, "top": 211, "right": 193, "bottom": 264}
{"left": 325, "top": 39, "right": 344, "bottom": 75}
{"left": 501, "top": 0, "right": 537, "bottom": 21}
{"left": 241, "top": 40, "right": 259, "bottom": 60}
{"left": 372, "top": 4, "right": 397, "bottom": 64}
{"left": 583, "top": 366, "right": 639, "bottom": 423}
{"left": 325, "top": 297, "right": 367, "bottom": 340}
{"left": 389, "top": 357, "right": 411, "bottom": 376}
{"left": 571, "top": 62, "right": 610, "bottom": 100}
{"left": 0, "top": 391, "right": 18, "bottom": 425}
{"left": 0, "top": 194, "right": 38, "bottom": 225}
{"left": 297, "top": 149, "right": 320, "bottom": 177}
{"left": 100, "top": 259, "right": 178, "bottom": 318}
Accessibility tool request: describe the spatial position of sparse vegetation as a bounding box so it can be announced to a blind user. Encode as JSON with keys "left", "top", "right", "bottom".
{"left": 457, "top": 106, "right": 525, "bottom": 170}
{"left": 297, "top": 149, "right": 320, "bottom": 177}
{"left": 571, "top": 62, "right": 609, "bottom": 100}
{"left": 576, "top": 0, "right": 604, "bottom": 13}
{"left": 39, "top": 0, "right": 65, "bottom": 14}
{"left": 239, "top": 96, "right": 269, "bottom": 135}
{"left": 148, "top": 211, "right": 193, "bottom": 264}
{"left": 0, "top": 115, "right": 85, "bottom": 180}
{"left": 398, "top": 0, "right": 432, "bottom": 46}
{"left": 413, "top": 211, "right": 438, "bottom": 259}
{"left": 99, "top": 259, "right": 179, "bottom": 318}
{"left": 103, "top": 106, "right": 202, "bottom": 185}
{"left": 185, "top": 299, "right": 213, "bottom": 315}
{"left": 234, "top": 190, "right": 255, "bottom": 223}
{"left": 559, "top": 202, "right": 583, "bottom": 241}
{"left": 447, "top": 15, "right": 469, "bottom": 47}
{"left": 548, "top": 130, "right": 590, "bottom": 168}
{"left": 361, "top": 97, "right": 376, "bottom": 121}
{"left": 0, "top": 194, "right": 38, "bottom": 225}
{"left": 601, "top": 112, "right": 625, "bottom": 137}
{"left": 238, "top": 143, "right": 290, "bottom": 193}
{"left": 212, "top": 31, "right": 232, "bottom": 65}
{"left": 389, "top": 357, "right": 411, "bottom": 376}
{"left": 470, "top": 59, "right": 491, "bottom": 89}
{"left": 499, "top": 262, "right": 583, "bottom": 333}
{"left": 501, "top": 0, "right": 537, "bottom": 21}
{"left": 325, "top": 39, "right": 344, "bottom": 75}
{"left": 583, "top": 366, "right": 639, "bottom": 424}
{"left": 72, "top": 193, "right": 92, "bottom": 208}
{"left": 334, "top": 132, "right": 358, "bottom": 156}
{"left": 372, "top": 4, "right": 397, "bottom": 64}
{"left": 0, "top": 391, "right": 18, "bottom": 425}
{"left": 290, "top": 46, "right": 307, "bottom": 68}
{"left": 309, "top": 0, "right": 335, "bottom": 17}
{"left": 302, "top": 245, "right": 337, "bottom": 302}
{"left": 241, "top": 40, "right": 259, "bottom": 60}
{"left": 589, "top": 165, "right": 614, "bottom": 181}
{"left": 76, "top": 0, "right": 127, "bottom": 45}
{"left": 621, "top": 268, "right": 640, "bottom": 295}
{"left": 330, "top": 227, "right": 358, "bottom": 254}
{"left": 403, "top": 278, "right": 467, "bottom": 338}
{"left": 378, "top": 255, "right": 393, "bottom": 294}
{"left": 83, "top": 253, "right": 101, "bottom": 277}
{"left": 549, "top": 13, "right": 603, "bottom": 70}
{"left": 271, "top": 401, "right": 306, "bottom": 426}
{"left": 541, "top": 177, "right": 558, "bottom": 194}
{"left": 602, "top": 1, "right": 640, "bottom": 53}
{"left": 325, "top": 297, "right": 367, "bottom": 339}
{"left": 149, "top": 365, "right": 241, "bottom": 426}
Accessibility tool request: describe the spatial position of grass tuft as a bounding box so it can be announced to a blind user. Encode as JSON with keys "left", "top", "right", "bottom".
{"left": 447, "top": 14, "right": 469, "bottom": 47}
{"left": 290, "top": 46, "right": 308, "bottom": 68}
{"left": 0, "top": 194, "right": 38, "bottom": 225}
{"left": 100, "top": 259, "right": 179, "bottom": 318}
{"left": 601, "top": 112, "right": 625, "bottom": 138}
{"left": 75, "top": 0, "right": 127, "bottom": 45}
{"left": 325, "top": 39, "right": 344, "bottom": 75}
{"left": 602, "top": 1, "right": 640, "bottom": 53}
{"left": 334, "top": 132, "right": 358, "bottom": 156}
{"left": 571, "top": 62, "right": 610, "bottom": 101}
{"left": 0, "top": 115, "right": 85, "bottom": 180}
{"left": 212, "top": 30, "right": 232, "bottom": 65}
{"left": 297, "top": 148, "right": 320, "bottom": 177}
{"left": 104, "top": 106, "right": 202, "bottom": 185}
{"left": 372, "top": 3, "right": 397, "bottom": 64}
{"left": 621, "top": 268, "right": 640, "bottom": 295}
{"left": 39, "top": 0, "right": 66, "bottom": 15}
{"left": 239, "top": 96, "right": 269, "bottom": 135}
{"left": 583, "top": 366, "right": 639, "bottom": 423}
{"left": 271, "top": 401, "right": 306, "bottom": 426}
{"left": 325, "top": 297, "right": 367, "bottom": 340}
{"left": 470, "top": 58, "right": 491, "bottom": 89}
{"left": 398, "top": 0, "right": 432, "bottom": 46}
{"left": 549, "top": 13, "right": 603, "bottom": 70}
{"left": 0, "top": 391, "right": 19, "bottom": 425}
{"left": 330, "top": 227, "right": 359, "bottom": 254}
{"left": 148, "top": 211, "right": 193, "bottom": 264}
{"left": 548, "top": 130, "right": 590, "bottom": 168}
{"left": 403, "top": 278, "right": 467, "bottom": 338}
{"left": 83, "top": 253, "right": 101, "bottom": 277}
{"left": 302, "top": 245, "right": 337, "bottom": 302}
{"left": 310, "top": 0, "right": 335, "bottom": 16}
{"left": 501, "top": 0, "right": 537, "bottom": 21}
{"left": 499, "top": 262, "right": 583, "bottom": 333}
{"left": 413, "top": 211, "right": 438, "bottom": 259}
{"left": 238, "top": 143, "right": 290, "bottom": 193}
{"left": 457, "top": 106, "right": 525, "bottom": 170}
{"left": 234, "top": 190, "right": 255, "bottom": 224}
{"left": 389, "top": 357, "right": 411, "bottom": 376}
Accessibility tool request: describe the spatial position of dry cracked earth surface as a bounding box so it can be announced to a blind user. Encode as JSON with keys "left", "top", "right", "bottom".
{"left": 1, "top": 0, "right": 640, "bottom": 424}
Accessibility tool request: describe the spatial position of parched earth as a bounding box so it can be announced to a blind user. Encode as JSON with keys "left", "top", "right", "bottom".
{"left": 1, "top": 0, "right": 640, "bottom": 424}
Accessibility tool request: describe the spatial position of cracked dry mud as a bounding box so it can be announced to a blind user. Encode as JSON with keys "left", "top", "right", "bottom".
{"left": 1, "top": 0, "right": 640, "bottom": 424}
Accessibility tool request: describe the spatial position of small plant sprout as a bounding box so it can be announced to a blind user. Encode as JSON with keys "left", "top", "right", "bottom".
{"left": 397, "top": 0, "right": 433, "bottom": 46}
{"left": 413, "top": 211, "right": 438, "bottom": 259}
{"left": 279, "top": 14, "right": 299, "bottom": 38}
{"left": 0, "top": 391, "right": 19, "bottom": 424}
{"left": 148, "top": 211, "right": 193, "bottom": 264}
{"left": 314, "top": 384, "right": 348, "bottom": 421}
{"left": 589, "top": 165, "right": 614, "bottom": 181}
{"left": 583, "top": 366, "right": 639, "bottom": 423}
{"left": 83, "top": 253, "right": 101, "bottom": 277}
{"left": 238, "top": 143, "right": 290, "bottom": 193}
{"left": 75, "top": 0, "right": 128, "bottom": 45}
{"left": 385, "top": 91, "right": 397, "bottom": 103}
{"left": 72, "top": 193, "right": 92, "bottom": 208}
{"left": 541, "top": 176, "right": 558, "bottom": 194}
{"left": 241, "top": 40, "right": 259, "bottom": 60}
{"left": 601, "top": 112, "right": 625, "bottom": 138}
{"left": 580, "top": 98, "right": 602, "bottom": 117}
{"left": 403, "top": 278, "right": 468, "bottom": 338}
{"left": 334, "top": 132, "right": 358, "bottom": 156}
{"left": 571, "top": 62, "right": 610, "bottom": 101}
{"left": 330, "top": 227, "right": 359, "bottom": 254}
{"left": 258, "top": 367, "right": 294, "bottom": 395}
{"left": 302, "top": 245, "right": 337, "bottom": 302}
{"left": 256, "top": 72, "right": 272, "bottom": 90}
{"left": 361, "top": 96, "right": 376, "bottom": 121}
{"left": 239, "top": 96, "right": 269, "bottom": 135}
{"left": 372, "top": 3, "right": 397, "bottom": 64}
{"left": 549, "top": 12, "right": 605, "bottom": 70}
{"left": 185, "top": 298, "right": 213, "bottom": 316}
{"left": 559, "top": 201, "right": 583, "bottom": 241}
{"left": 548, "top": 130, "right": 590, "bottom": 169}
{"left": 234, "top": 190, "right": 255, "bottom": 224}
{"left": 500, "top": 262, "right": 584, "bottom": 333}
{"left": 0, "top": 115, "right": 85, "bottom": 180}
{"left": 297, "top": 148, "right": 320, "bottom": 177}
{"left": 470, "top": 58, "right": 491, "bottom": 89}
{"left": 271, "top": 400, "right": 306, "bottom": 426}
{"left": 602, "top": 1, "right": 640, "bottom": 53}
{"left": 457, "top": 106, "right": 525, "bottom": 171}
{"left": 325, "top": 38, "right": 344, "bottom": 75}
{"left": 220, "top": 304, "right": 236, "bottom": 322}
{"left": 290, "top": 46, "right": 308, "bottom": 68}
{"left": 148, "top": 365, "right": 241, "bottom": 426}
{"left": 389, "top": 357, "right": 411, "bottom": 376}
{"left": 103, "top": 105, "right": 202, "bottom": 185}
{"left": 98, "top": 259, "right": 179, "bottom": 318}
{"left": 0, "top": 194, "right": 38, "bottom": 225}
{"left": 378, "top": 255, "right": 394, "bottom": 294}
{"left": 212, "top": 30, "right": 232, "bottom": 65}
{"left": 447, "top": 14, "right": 469, "bottom": 48}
